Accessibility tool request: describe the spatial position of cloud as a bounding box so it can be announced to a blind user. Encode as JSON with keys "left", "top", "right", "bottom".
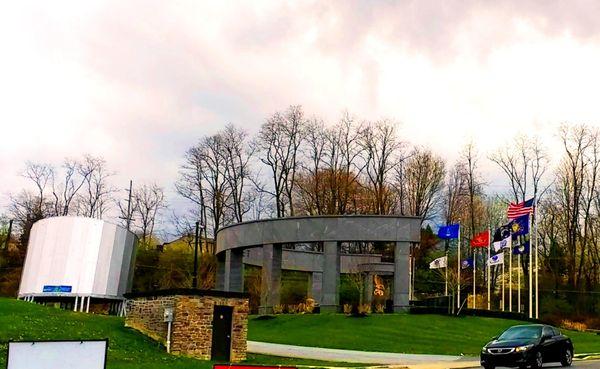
{"left": 2, "top": 0, "right": 600, "bottom": 217}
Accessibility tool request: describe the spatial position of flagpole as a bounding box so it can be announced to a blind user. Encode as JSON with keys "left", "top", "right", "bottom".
{"left": 534, "top": 198, "right": 539, "bottom": 319}
{"left": 472, "top": 246, "right": 476, "bottom": 309}
{"left": 487, "top": 228, "right": 491, "bottom": 310}
{"left": 445, "top": 251, "right": 448, "bottom": 296}
{"left": 501, "top": 249, "right": 505, "bottom": 312}
{"left": 528, "top": 214, "right": 533, "bottom": 319}
{"left": 509, "top": 246, "right": 512, "bottom": 312}
{"left": 518, "top": 254, "right": 521, "bottom": 313}
{"left": 457, "top": 223, "right": 461, "bottom": 310}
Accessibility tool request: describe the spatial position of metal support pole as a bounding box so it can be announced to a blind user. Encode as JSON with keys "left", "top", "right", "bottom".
{"left": 518, "top": 254, "right": 521, "bottom": 313}
{"left": 74, "top": 296, "right": 79, "bottom": 311}
{"left": 192, "top": 221, "right": 200, "bottom": 288}
{"left": 487, "top": 228, "right": 491, "bottom": 310}
{"left": 457, "top": 224, "right": 461, "bottom": 309}
{"left": 509, "top": 250, "right": 512, "bottom": 312}
{"left": 86, "top": 296, "right": 91, "bottom": 313}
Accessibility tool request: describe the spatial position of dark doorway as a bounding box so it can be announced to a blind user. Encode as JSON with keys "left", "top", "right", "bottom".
{"left": 211, "top": 305, "right": 233, "bottom": 361}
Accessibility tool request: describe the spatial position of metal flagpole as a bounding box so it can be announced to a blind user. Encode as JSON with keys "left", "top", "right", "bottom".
{"left": 518, "top": 254, "right": 521, "bottom": 313}
{"left": 509, "top": 247, "right": 512, "bottom": 312}
{"left": 487, "top": 228, "right": 491, "bottom": 310}
{"left": 445, "top": 251, "right": 448, "bottom": 296}
{"left": 457, "top": 224, "right": 461, "bottom": 310}
{"left": 472, "top": 246, "right": 476, "bottom": 309}
{"left": 534, "top": 198, "right": 539, "bottom": 319}
{"left": 529, "top": 214, "right": 533, "bottom": 319}
{"left": 501, "top": 249, "right": 505, "bottom": 311}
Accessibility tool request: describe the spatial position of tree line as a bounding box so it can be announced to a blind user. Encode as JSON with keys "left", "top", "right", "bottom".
{"left": 2, "top": 106, "right": 600, "bottom": 317}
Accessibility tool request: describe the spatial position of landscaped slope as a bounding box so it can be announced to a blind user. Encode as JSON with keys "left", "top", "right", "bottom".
{"left": 248, "top": 313, "right": 600, "bottom": 356}
{"left": 0, "top": 298, "right": 354, "bottom": 369}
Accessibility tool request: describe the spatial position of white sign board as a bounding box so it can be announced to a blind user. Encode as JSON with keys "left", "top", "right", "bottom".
{"left": 7, "top": 340, "right": 107, "bottom": 369}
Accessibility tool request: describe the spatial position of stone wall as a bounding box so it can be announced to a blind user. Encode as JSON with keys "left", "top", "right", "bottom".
{"left": 125, "top": 291, "right": 248, "bottom": 362}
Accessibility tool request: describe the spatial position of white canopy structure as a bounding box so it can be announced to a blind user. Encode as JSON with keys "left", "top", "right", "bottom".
{"left": 18, "top": 216, "right": 137, "bottom": 314}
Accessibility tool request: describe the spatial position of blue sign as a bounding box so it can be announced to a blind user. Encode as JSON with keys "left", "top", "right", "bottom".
{"left": 43, "top": 285, "right": 72, "bottom": 293}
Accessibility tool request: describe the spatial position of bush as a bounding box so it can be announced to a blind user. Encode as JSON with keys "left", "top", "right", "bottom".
{"left": 343, "top": 304, "right": 352, "bottom": 315}
{"left": 561, "top": 320, "right": 587, "bottom": 332}
{"left": 272, "top": 304, "right": 284, "bottom": 314}
{"left": 375, "top": 304, "right": 385, "bottom": 314}
{"left": 358, "top": 304, "right": 371, "bottom": 315}
{"left": 304, "top": 298, "right": 316, "bottom": 313}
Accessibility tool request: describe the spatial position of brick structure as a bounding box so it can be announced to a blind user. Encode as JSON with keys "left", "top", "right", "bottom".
{"left": 124, "top": 289, "right": 249, "bottom": 362}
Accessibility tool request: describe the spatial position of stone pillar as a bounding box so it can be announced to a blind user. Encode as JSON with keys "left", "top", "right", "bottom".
{"left": 309, "top": 271, "right": 323, "bottom": 304}
{"left": 394, "top": 241, "right": 411, "bottom": 312}
{"left": 215, "top": 252, "right": 226, "bottom": 290}
{"left": 259, "top": 244, "right": 282, "bottom": 315}
{"left": 225, "top": 249, "right": 244, "bottom": 292}
{"left": 364, "top": 273, "right": 374, "bottom": 305}
{"left": 321, "top": 241, "right": 340, "bottom": 313}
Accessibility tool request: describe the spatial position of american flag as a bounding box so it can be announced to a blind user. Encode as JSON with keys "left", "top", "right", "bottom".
{"left": 507, "top": 198, "right": 534, "bottom": 219}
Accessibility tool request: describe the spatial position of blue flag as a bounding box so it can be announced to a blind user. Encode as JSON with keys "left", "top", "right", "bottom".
{"left": 462, "top": 257, "right": 474, "bottom": 269}
{"left": 513, "top": 241, "right": 530, "bottom": 255}
{"left": 437, "top": 224, "right": 460, "bottom": 239}
{"left": 509, "top": 214, "right": 529, "bottom": 237}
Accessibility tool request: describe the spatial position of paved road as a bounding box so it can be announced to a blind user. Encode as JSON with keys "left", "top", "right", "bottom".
{"left": 471, "top": 360, "right": 600, "bottom": 368}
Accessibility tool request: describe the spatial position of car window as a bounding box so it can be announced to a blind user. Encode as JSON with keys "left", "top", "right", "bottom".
{"left": 498, "top": 326, "right": 542, "bottom": 340}
{"left": 552, "top": 327, "right": 561, "bottom": 336}
{"left": 543, "top": 326, "right": 553, "bottom": 337}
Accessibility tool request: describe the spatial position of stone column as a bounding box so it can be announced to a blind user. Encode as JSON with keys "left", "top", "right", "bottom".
{"left": 321, "top": 241, "right": 340, "bottom": 313}
{"left": 225, "top": 249, "right": 244, "bottom": 292}
{"left": 364, "top": 273, "right": 374, "bottom": 305}
{"left": 259, "top": 243, "right": 282, "bottom": 315}
{"left": 309, "top": 271, "right": 323, "bottom": 304}
{"left": 393, "top": 241, "right": 411, "bottom": 312}
{"left": 215, "top": 252, "right": 226, "bottom": 290}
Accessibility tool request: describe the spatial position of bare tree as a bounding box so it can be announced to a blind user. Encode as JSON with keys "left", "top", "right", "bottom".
{"left": 255, "top": 105, "right": 306, "bottom": 217}
{"left": 359, "top": 120, "right": 404, "bottom": 214}
{"left": 395, "top": 146, "right": 446, "bottom": 223}
{"left": 132, "top": 184, "right": 166, "bottom": 243}
{"left": 219, "top": 124, "right": 254, "bottom": 223}
{"left": 76, "top": 155, "right": 116, "bottom": 218}
{"left": 50, "top": 158, "right": 92, "bottom": 216}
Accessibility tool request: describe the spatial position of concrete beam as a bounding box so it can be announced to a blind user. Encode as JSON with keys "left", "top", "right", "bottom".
{"left": 364, "top": 273, "right": 374, "bottom": 305}
{"left": 321, "top": 241, "right": 340, "bottom": 313}
{"left": 393, "top": 241, "right": 411, "bottom": 312}
{"left": 259, "top": 243, "right": 282, "bottom": 315}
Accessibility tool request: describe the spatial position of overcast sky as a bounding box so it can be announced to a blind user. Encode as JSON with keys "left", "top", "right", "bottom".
{"left": 2, "top": 1, "right": 600, "bottom": 219}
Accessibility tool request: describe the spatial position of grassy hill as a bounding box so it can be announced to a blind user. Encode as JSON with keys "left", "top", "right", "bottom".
{"left": 0, "top": 298, "right": 353, "bottom": 368}
{"left": 248, "top": 313, "right": 600, "bottom": 356}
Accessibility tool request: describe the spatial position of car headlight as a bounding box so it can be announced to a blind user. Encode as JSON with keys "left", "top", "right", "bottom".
{"left": 515, "top": 344, "right": 534, "bottom": 352}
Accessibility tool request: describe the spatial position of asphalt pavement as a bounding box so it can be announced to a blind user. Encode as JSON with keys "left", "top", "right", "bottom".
{"left": 470, "top": 360, "right": 600, "bottom": 369}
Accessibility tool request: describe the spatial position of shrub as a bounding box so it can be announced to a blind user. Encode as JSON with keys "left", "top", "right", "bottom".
{"left": 304, "top": 298, "right": 316, "bottom": 313}
{"left": 561, "top": 320, "right": 587, "bottom": 332}
{"left": 272, "top": 304, "right": 284, "bottom": 314}
{"left": 358, "top": 304, "right": 371, "bottom": 315}
{"left": 374, "top": 304, "right": 385, "bottom": 314}
{"left": 343, "top": 304, "right": 353, "bottom": 315}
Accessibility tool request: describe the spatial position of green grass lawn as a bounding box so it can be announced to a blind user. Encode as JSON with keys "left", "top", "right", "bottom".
{"left": 248, "top": 313, "right": 600, "bottom": 356}
{"left": 0, "top": 298, "right": 354, "bottom": 368}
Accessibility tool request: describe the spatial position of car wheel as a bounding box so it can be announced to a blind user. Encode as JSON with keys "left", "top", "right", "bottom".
{"left": 531, "top": 351, "right": 543, "bottom": 368}
{"left": 561, "top": 348, "right": 573, "bottom": 367}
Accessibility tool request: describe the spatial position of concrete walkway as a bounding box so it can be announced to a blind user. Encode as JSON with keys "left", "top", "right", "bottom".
{"left": 248, "top": 341, "right": 479, "bottom": 367}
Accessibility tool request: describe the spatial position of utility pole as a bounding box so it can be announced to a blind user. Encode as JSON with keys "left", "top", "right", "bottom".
{"left": 126, "top": 180, "right": 133, "bottom": 231}
{"left": 192, "top": 221, "right": 200, "bottom": 288}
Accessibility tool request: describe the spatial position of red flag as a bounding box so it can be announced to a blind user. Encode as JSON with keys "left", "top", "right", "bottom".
{"left": 470, "top": 230, "right": 490, "bottom": 248}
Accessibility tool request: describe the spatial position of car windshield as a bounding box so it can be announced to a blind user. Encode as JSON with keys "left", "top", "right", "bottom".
{"left": 498, "top": 326, "right": 541, "bottom": 341}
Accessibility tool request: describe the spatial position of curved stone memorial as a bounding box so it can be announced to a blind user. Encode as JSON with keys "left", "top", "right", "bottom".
{"left": 215, "top": 215, "right": 421, "bottom": 313}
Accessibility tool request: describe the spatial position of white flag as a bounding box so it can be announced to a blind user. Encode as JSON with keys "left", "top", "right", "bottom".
{"left": 493, "top": 236, "right": 512, "bottom": 252}
{"left": 488, "top": 252, "right": 504, "bottom": 266}
{"left": 429, "top": 256, "right": 447, "bottom": 269}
